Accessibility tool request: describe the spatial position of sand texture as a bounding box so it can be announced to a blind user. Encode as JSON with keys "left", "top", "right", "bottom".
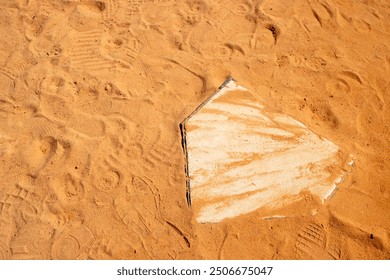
{"left": 0, "top": 0, "right": 389, "bottom": 259}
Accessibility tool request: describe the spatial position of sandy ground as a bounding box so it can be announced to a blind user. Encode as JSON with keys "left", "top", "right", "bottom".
{"left": 0, "top": 0, "right": 389, "bottom": 260}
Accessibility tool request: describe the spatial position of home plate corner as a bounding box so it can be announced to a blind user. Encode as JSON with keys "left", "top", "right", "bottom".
{"left": 180, "top": 77, "right": 354, "bottom": 223}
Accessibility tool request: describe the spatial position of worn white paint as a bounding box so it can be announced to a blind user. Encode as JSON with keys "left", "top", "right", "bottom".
{"left": 185, "top": 80, "right": 353, "bottom": 223}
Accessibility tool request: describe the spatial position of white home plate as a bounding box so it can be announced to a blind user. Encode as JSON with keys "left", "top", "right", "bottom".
{"left": 180, "top": 78, "right": 353, "bottom": 223}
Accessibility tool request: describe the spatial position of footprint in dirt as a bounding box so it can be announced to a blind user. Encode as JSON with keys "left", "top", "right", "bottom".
{"left": 295, "top": 222, "right": 343, "bottom": 259}
{"left": 19, "top": 136, "right": 57, "bottom": 178}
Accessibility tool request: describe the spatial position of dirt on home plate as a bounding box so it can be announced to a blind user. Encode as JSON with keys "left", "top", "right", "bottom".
{"left": 0, "top": 0, "right": 389, "bottom": 260}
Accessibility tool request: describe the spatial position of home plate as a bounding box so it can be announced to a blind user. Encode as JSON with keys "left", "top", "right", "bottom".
{"left": 180, "top": 78, "right": 353, "bottom": 223}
